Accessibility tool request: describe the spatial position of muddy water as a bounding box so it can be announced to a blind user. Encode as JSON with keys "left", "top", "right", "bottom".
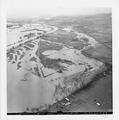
{"left": 7, "top": 39, "right": 57, "bottom": 112}
{"left": 7, "top": 23, "right": 104, "bottom": 113}
{"left": 7, "top": 63, "right": 56, "bottom": 112}
{"left": 7, "top": 23, "right": 59, "bottom": 113}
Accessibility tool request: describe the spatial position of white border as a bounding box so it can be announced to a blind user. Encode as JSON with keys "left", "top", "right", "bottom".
{"left": 1, "top": 0, "right": 119, "bottom": 120}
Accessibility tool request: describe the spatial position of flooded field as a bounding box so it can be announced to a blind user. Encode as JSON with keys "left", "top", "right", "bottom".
{"left": 7, "top": 22, "right": 106, "bottom": 113}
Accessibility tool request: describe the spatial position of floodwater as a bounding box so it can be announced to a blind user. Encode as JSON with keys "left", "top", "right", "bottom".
{"left": 7, "top": 63, "right": 56, "bottom": 112}
{"left": 7, "top": 23, "right": 105, "bottom": 113}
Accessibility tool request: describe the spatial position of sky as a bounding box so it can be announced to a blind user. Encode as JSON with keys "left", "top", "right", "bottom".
{"left": 7, "top": 0, "right": 111, "bottom": 19}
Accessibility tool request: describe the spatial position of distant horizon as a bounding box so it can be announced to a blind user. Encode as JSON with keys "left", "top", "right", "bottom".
{"left": 7, "top": 8, "right": 111, "bottom": 20}
{"left": 7, "top": 11, "right": 111, "bottom": 22}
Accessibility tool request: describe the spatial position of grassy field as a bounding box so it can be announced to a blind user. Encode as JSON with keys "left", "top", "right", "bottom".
{"left": 44, "top": 14, "right": 112, "bottom": 43}
{"left": 41, "top": 29, "right": 76, "bottom": 44}
{"left": 41, "top": 29, "right": 86, "bottom": 50}
{"left": 36, "top": 50, "right": 74, "bottom": 71}
{"left": 43, "top": 14, "right": 112, "bottom": 64}
{"left": 81, "top": 44, "right": 112, "bottom": 64}
{"left": 38, "top": 40, "right": 63, "bottom": 53}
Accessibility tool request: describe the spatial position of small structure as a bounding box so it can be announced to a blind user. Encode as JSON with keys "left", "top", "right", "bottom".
{"left": 61, "top": 97, "right": 71, "bottom": 106}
